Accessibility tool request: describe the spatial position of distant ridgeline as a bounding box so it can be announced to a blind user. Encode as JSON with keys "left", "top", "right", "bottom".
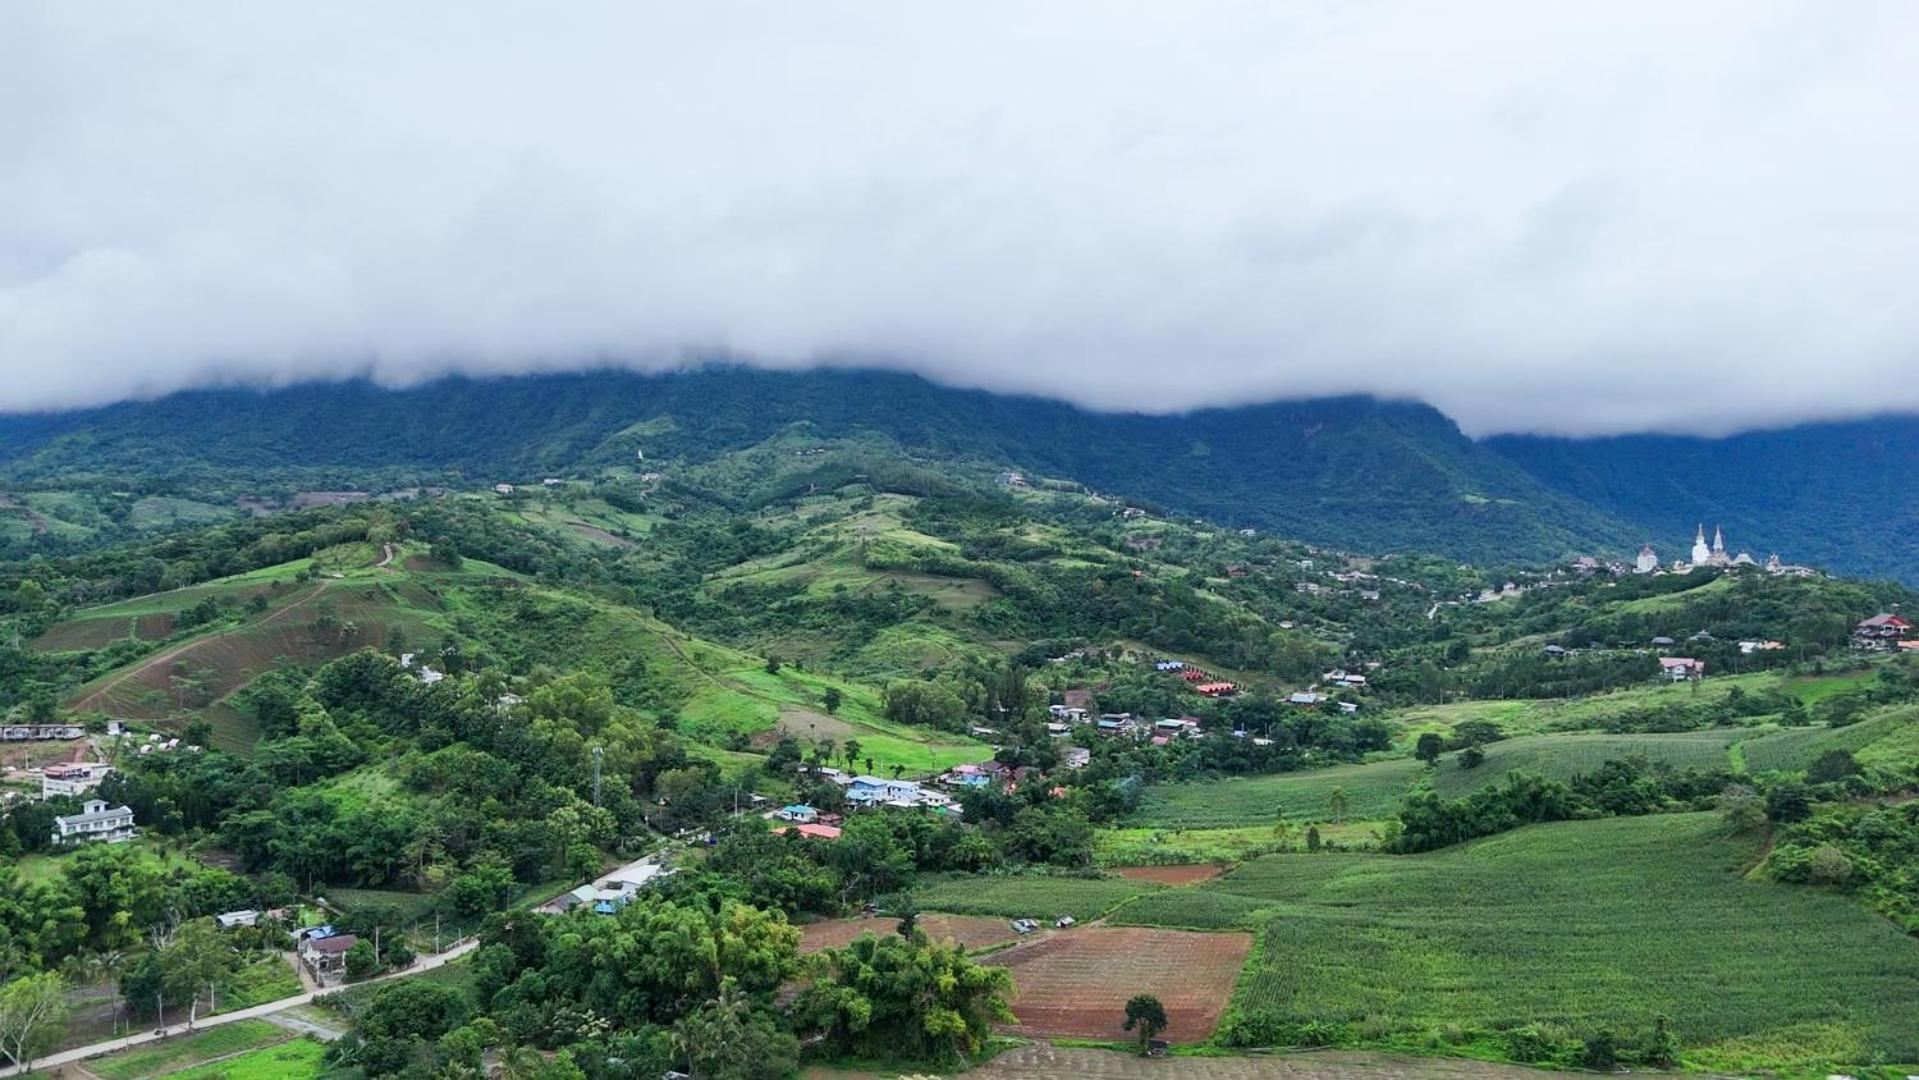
{"left": 2, "top": 367, "right": 1916, "bottom": 580}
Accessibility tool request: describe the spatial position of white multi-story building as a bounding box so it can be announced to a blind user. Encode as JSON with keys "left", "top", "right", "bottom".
{"left": 51, "top": 799, "right": 136, "bottom": 845}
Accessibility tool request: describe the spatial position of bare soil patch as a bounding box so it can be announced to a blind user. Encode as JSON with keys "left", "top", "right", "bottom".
{"left": 983, "top": 927, "right": 1251, "bottom": 1044}
{"left": 800, "top": 913, "right": 1021, "bottom": 955}
{"left": 290, "top": 491, "right": 372, "bottom": 509}
{"left": 566, "top": 521, "right": 637, "bottom": 547}
{"left": 32, "top": 618, "right": 138, "bottom": 653}
{"left": 1112, "top": 864, "right": 1227, "bottom": 886}
{"left": 754, "top": 709, "right": 868, "bottom": 748}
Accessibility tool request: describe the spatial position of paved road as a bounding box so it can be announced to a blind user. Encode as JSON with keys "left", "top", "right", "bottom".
{"left": 28, "top": 938, "right": 478, "bottom": 1073}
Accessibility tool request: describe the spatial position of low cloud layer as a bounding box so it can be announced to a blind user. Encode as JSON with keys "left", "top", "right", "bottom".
{"left": 3, "top": 3, "right": 1916, "bottom": 435}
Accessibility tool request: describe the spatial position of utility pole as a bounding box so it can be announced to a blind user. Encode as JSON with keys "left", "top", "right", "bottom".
{"left": 592, "top": 746, "right": 604, "bottom": 808}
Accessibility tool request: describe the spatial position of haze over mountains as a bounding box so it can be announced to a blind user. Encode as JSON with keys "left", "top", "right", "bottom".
{"left": 3, "top": 368, "right": 1914, "bottom": 583}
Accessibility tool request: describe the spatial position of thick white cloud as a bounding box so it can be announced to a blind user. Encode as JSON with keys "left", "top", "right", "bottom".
{"left": 2, "top": 2, "right": 1916, "bottom": 434}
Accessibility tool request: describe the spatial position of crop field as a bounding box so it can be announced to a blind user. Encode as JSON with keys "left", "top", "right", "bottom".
{"left": 1388, "top": 665, "right": 1885, "bottom": 747}
{"left": 1194, "top": 813, "right": 1919, "bottom": 1069}
{"left": 1427, "top": 728, "right": 1748, "bottom": 795}
{"left": 910, "top": 1042, "right": 1592, "bottom": 1080}
{"left": 1127, "top": 759, "right": 1423, "bottom": 829}
{"left": 160, "top": 1037, "right": 328, "bottom": 1080}
{"left": 85, "top": 1019, "right": 289, "bottom": 1080}
{"left": 1736, "top": 705, "right": 1919, "bottom": 773}
{"left": 1106, "top": 887, "right": 1272, "bottom": 931}
{"left": 982, "top": 927, "right": 1252, "bottom": 1043}
{"left": 1131, "top": 727, "right": 1764, "bottom": 832}
{"left": 913, "top": 874, "right": 1159, "bottom": 922}
{"left": 29, "top": 578, "right": 299, "bottom": 654}
{"left": 65, "top": 579, "right": 443, "bottom": 726}
{"left": 1095, "top": 822, "right": 1387, "bottom": 866}
{"left": 799, "top": 912, "right": 1021, "bottom": 954}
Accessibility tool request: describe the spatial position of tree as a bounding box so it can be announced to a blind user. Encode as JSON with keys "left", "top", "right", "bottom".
{"left": 1327, "top": 785, "right": 1349, "bottom": 823}
{"left": 1806, "top": 749, "right": 1860, "bottom": 784}
{"left": 1766, "top": 782, "right": 1812, "bottom": 824}
{"left": 1717, "top": 784, "right": 1766, "bottom": 834}
{"left": 161, "top": 920, "right": 231, "bottom": 1028}
{"left": 842, "top": 739, "right": 862, "bottom": 773}
{"left": 671, "top": 982, "right": 797, "bottom": 1080}
{"left": 1123, "top": 993, "right": 1168, "bottom": 1054}
{"left": 764, "top": 654, "right": 782, "bottom": 675}
{"left": 0, "top": 972, "right": 69, "bottom": 1075}
{"left": 1414, "top": 732, "right": 1445, "bottom": 764}
{"left": 345, "top": 939, "right": 379, "bottom": 981}
{"left": 1458, "top": 745, "right": 1487, "bottom": 770}
{"left": 823, "top": 687, "right": 843, "bottom": 713}
{"left": 794, "top": 934, "right": 1012, "bottom": 1061}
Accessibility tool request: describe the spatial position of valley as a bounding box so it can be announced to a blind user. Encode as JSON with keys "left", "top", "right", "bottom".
{"left": 1, "top": 416, "right": 1916, "bottom": 1079}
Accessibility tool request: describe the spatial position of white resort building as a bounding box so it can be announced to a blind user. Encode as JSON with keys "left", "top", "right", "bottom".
{"left": 51, "top": 799, "right": 136, "bottom": 846}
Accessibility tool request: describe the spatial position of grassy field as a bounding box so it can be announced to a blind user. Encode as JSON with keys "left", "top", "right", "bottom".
{"left": 1185, "top": 813, "right": 1919, "bottom": 1071}
{"left": 913, "top": 874, "right": 1160, "bottom": 922}
{"left": 84, "top": 1020, "right": 289, "bottom": 1080}
{"left": 670, "top": 638, "right": 991, "bottom": 776}
{"left": 217, "top": 954, "right": 303, "bottom": 1011}
{"left": 160, "top": 1037, "right": 327, "bottom": 1080}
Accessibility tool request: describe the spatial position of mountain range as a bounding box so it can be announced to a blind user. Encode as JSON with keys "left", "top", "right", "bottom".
{"left": 1, "top": 367, "right": 1914, "bottom": 582}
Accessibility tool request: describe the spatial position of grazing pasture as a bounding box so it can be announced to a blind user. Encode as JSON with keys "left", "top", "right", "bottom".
{"left": 1199, "top": 813, "right": 1919, "bottom": 1069}
{"left": 983, "top": 927, "right": 1252, "bottom": 1044}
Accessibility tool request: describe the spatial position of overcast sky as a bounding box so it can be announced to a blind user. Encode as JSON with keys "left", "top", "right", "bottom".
{"left": 2, "top": 3, "right": 1916, "bottom": 435}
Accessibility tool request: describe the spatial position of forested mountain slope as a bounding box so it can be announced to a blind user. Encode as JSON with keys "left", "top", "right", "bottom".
{"left": 1489, "top": 416, "right": 1919, "bottom": 584}
{"left": 7, "top": 368, "right": 1919, "bottom": 580}
{"left": 0, "top": 368, "right": 1633, "bottom": 565}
